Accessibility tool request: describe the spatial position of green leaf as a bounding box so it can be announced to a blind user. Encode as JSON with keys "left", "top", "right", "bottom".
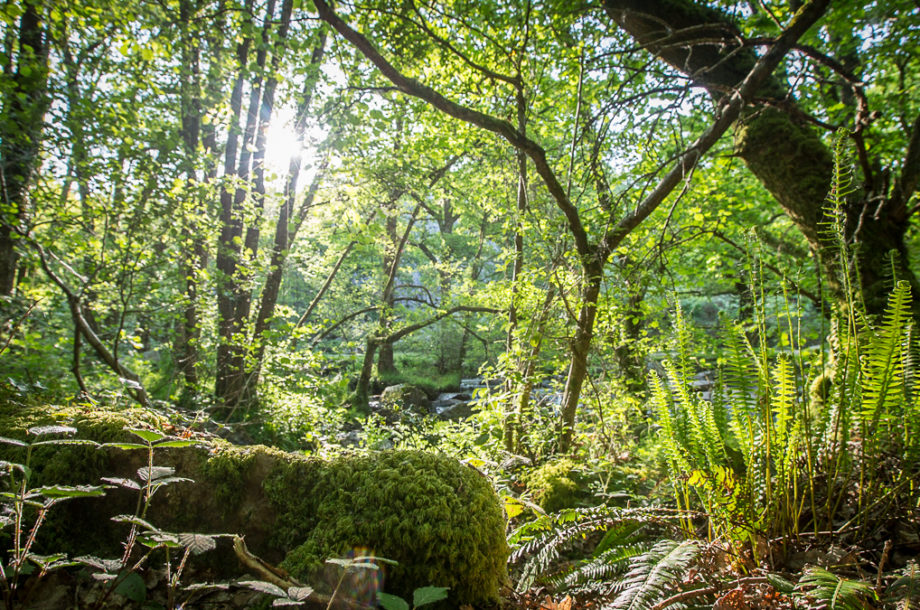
{"left": 76, "top": 555, "right": 123, "bottom": 573}
{"left": 413, "top": 586, "right": 449, "bottom": 607}
{"left": 127, "top": 428, "right": 167, "bottom": 443}
{"left": 137, "top": 466, "right": 175, "bottom": 481}
{"left": 115, "top": 571, "right": 147, "bottom": 602}
{"left": 32, "top": 439, "right": 99, "bottom": 448}
{"left": 766, "top": 572, "right": 796, "bottom": 594}
{"left": 154, "top": 439, "right": 200, "bottom": 448}
{"left": 286, "top": 586, "right": 313, "bottom": 601}
{"left": 100, "top": 477, "right": 141, "bottom": 490}
{"left": 111, "top": 514, "right": 158, "bottom": 531}
{"left": 178, "top": 533, "right": 217, "bottom": 555}
{"left": 0, "top": 436, "right": 28, "bottom": 447}
{"left": 103, "top": 442, "right": 148, "bottom": 450}
{"left": 37, "top": 484, "right": 108, "bottom": 498}
{"left": 377, "top": 592, "right": 410, "bottom": 610}
{"left": 503, "top": 496, "right": 526, "bottom": 519}
{"left": 238, "top": 580, "right": 287, "bottom": 597}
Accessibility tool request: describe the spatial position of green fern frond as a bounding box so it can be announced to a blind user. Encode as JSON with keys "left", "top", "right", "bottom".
{"left": 559, "top": 542, "right": 649, "bottom": 594}
{"left": 649, "top": 372, "right": 692, "bottom": 477}
{"left": 860, "top": 280, "right": 911, "bottom": 430}
{"left": 611, "top": 539, "right": 701, "bottom": 610}
{"left": 795, "top": 566, "right": 877, "bottom": 610}
{"left": 771, "top": 355, "right": 797, "bottom": 453}
{"left": 509, "top": 507, "right": 692, "bottom": 593}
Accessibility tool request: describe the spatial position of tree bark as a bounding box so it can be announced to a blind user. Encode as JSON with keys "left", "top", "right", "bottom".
{"left": 215, "top": 0, "right": 255, "bottom": 408}
{"left": 0, "top": 0, "right": 49, "bottom": 295}
{"left": 605, "top": 0, "right": 918, "bottom": 318}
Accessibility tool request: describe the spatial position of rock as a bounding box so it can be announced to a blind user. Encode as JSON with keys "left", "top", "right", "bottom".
{"left": 0, "top": 405, "right": 510, "bottom": 608}
{"left": 436, "top": 401, "right": 475, "bottom": 421}
{"left": 379, "top": 384, "right": 430, "bottom": 413}
{"left": 459, "top": 377, "right": 486, "bottom": 391}
{"left": 336, "top": 429, "right": 362, "bottom": 447}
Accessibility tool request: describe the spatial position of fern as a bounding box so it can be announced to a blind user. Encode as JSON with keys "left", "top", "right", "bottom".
{"left": 859, "top": 280, "right": 911, "bottom": 434}
{"left": 795, "top": 566, "right": 877, "bottom": 610}
{"left": 509, "top": 506, "right": 691, "bottom": 594}
{"left": 610, "top": 539, "right": 702, "bottom": 610}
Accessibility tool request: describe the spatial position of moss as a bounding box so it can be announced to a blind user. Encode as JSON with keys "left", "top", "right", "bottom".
{"left": 268, "top": 451, "right": 508, "bottom": 606}
{"left": 379, "top": 384, "right": 430, "bottom": 412}
{"left": 0, "top": 403, "right": 509, "bottom": 607}
{"left": 734, "top": 107, "right": 834, "bottom": 238}
{"left": 523, "top": 458, "right": 587, "bottom": 513}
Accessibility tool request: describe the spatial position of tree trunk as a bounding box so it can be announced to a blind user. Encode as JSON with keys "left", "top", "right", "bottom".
{"left": 0, "top": 0, "right": 49, "bottom": 295}
{"left": 504, "top": 85, "right": 529, "bottom": 450}
{"left": 214, "top": 0, "right": 255, "bottom": 409}
{"left": 557, "top": 265, "right": 602, "bottom": 453}
{"left": 176, "top": 0, "right": 205, "bottom": 390}
{"left": 605, "top": 0, "right": 919, "bottom": 318}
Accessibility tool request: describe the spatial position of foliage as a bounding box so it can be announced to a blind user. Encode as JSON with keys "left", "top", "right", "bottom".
{"left": 794, "top": 567, "right": 877, "bottom": 610}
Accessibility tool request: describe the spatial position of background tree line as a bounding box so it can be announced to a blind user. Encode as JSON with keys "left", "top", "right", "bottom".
{"left": 1, "top": 0, "right": 918, "bottom": 454}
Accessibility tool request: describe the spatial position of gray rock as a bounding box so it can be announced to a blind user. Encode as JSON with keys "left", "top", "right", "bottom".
{"left": 380, "top": 384, "right": 430, "bottom": 413}
{"left": 437, "top": 401, "right": 475, "bottom": 420}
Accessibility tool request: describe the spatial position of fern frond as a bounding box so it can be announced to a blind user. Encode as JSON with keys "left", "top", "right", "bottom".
{"left": 510, "top": 506, "right": 692, "bottom": 593}
{"left": 795, "top": 566, "right": 877, "bottom": 610}
{"left": 610, "top": 539, "right": 701, "bottom": 610}
{"left": 560, "top": 542, "right": 648, "bottom": 593}
{"left": 860, "top": 280, "right": 911, "bottom": 432}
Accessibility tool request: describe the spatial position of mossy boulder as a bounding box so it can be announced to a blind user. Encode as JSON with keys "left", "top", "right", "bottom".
{"left": 522, "top": 458, "right": 590, "bottom": 513}
{"left": 379, "top": 384, "right": 430, "bottom": 413}
{"left": 0, "top": 404, "right": 509, "bottom": 607}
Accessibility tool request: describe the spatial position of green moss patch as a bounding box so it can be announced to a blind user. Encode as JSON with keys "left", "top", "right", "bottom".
{"left": 522, "top": 458, "right": 591, "bottom": 513}
{"left": 0, "top": 403, "right": 508, "bottom": 607}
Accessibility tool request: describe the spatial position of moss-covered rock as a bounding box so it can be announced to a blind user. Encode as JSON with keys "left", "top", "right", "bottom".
{"left": 0, "top": 404, "right": 509, "bottom": 607}
{"left": 269, "top": 451, "right": 507, "bottom": 604}
{"left": 379, "top": 384, "right": 430, "bottom": 413}
{"left": 522, "top": 458, "right": 588, "bottom": 513}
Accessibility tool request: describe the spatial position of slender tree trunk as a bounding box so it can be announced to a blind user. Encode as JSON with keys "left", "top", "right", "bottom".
{"left": 557, "top": 264, "right": 603, "bottom": 452}
{"left": 0, "top": 0, "right": 49, "bottom": 295}
{"left": 377, "top": 207, "right": 399, "bottom": 377}
{"left": 504, "top": 85, "right": 529, "bottom": 450}
{"left": 613, "top": 277, "right": 646, "bottom": 394}
{"left": 215, "top": 0, "right": 255, "bottom": 408}
{"left": 353, "top": 203, "right": 422, "bottom": 410}
{"left": 176, "top": 0, "right": 206, "bottom": 389}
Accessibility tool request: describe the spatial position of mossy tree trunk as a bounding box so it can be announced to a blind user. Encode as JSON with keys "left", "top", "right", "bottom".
{"left": 605, "top": 0, "right": 920, "bottom": 319}
{"left": 0, "top": 0, "right": 49, "bottom": 295}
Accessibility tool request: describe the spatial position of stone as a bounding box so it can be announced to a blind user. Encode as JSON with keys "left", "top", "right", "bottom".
{"left": 379, "top": 384, "right": 430, "bottom": 413}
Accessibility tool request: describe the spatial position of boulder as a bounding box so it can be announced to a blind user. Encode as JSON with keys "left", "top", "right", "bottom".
{"left": 0, "top": 405, "right": 509, "bottom": 607}
{"left": 379, "top": 384, "right": 430, "bottom": 413}
{"left": 436, "top": 401, "right": 475, "bottom": 421}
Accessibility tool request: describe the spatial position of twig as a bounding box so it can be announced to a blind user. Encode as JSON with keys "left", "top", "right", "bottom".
{"left": 876, "top": 539, "right": 893, "bottom": 593}
{"left": 0, "top": 298, "right": 40, "bottom": 357}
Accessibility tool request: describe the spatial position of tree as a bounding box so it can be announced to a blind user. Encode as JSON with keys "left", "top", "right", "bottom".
{"left": 606, "top": 0, "right": 920, "bottom": 319}
{"left": 310, "top": 0, "right": 829, "bottom": 450}
{"left": 0, "top": 0, "right": 50, "bottom": 295}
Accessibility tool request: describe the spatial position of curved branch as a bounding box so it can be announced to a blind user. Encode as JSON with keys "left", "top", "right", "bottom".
{"left": 384, "top": 305, "right": 501, "bottom": 344}
{"left": 30, "top": 241, "right": 149, "bottom": 406}
{"left": 311, "top": 0, "right": 593, "bottom": 262}
{"left": 599, "top": 0, "right": 831, "bottom": 259}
